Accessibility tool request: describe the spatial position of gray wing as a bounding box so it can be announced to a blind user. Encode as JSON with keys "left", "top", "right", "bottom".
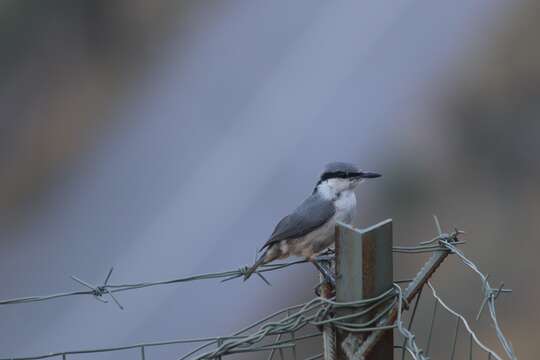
{"left": 260, "top": 193, "right": 336, "bottom": 251}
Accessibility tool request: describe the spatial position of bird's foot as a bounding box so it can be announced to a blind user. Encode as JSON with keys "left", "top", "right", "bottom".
{"left": 312, "top": 260, "right": 336, "bottom": 287}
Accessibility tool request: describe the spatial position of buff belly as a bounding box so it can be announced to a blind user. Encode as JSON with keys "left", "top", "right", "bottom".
{"left": 278, "top": 217, "right": 337, "bottom": 259}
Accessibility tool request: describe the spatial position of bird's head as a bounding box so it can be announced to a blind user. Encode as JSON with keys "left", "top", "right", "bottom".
{"left": 315, "top": 162, "right": 381, "bottom": 194}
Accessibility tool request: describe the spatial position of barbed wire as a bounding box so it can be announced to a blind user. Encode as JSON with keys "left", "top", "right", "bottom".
{"left": 182, "top": 227, "right": 515, "bottom": 360}
{"left": 339, "top": 216, "right": 515, "bottom": 360}
{"left": 0, "top": 217, "right": 517, "bottom": 360}
{"left": 0, "top": 260, "right": 306, "bottom": 309}
{"left": 0, "top": 246, "right": 436, "bottom": 310}
{"left": 391, "top": 279, "right": 506, "bottom": 360}
{"left": 387, "top": 215, "right": 515, "bottom": 360}
{"left": 437, "top": 238, "right": 516, "bottom": 360}
{"left": 426, "top": 281, "right": 502, "bottom": 360}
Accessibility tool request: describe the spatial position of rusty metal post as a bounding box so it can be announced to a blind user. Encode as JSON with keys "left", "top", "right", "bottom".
{"left": 334, "top": 219, "right": 393, "bottom": 360}
{"left": 321, "top": 274, "right": 337, "bottom": 360}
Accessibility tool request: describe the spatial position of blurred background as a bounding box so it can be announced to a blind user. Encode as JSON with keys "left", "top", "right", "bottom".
{"left": 0, "top": 0, "right": 538, "bottom": 359}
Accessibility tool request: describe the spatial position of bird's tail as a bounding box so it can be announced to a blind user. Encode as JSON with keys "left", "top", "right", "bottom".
{"left": 243, "top": 253, "right": 267, "bottom": 281}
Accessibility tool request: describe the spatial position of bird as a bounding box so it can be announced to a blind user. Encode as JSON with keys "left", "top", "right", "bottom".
{"left": 244, "top": 162, "right": 381, "bottom": 283}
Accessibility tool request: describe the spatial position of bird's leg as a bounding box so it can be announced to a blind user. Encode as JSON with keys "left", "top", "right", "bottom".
{"left": 313, "top": 248, "right": 335, "bottom": 265}
{"left": 311, "top": 259, "right": 335, "bottom": 287}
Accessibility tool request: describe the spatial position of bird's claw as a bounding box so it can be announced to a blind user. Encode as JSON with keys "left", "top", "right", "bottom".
{"left": 321, "top": 248, "right": 335, "bottom": 256}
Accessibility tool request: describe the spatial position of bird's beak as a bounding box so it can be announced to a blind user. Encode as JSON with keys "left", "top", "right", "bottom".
{"left": 356, "top": 171, "right": 381, "bottom": 179}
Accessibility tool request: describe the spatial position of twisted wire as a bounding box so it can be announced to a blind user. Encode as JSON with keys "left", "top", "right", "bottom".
{"left": 0, "top": 244, "right": 436, "bottom": 309}
{"left": 190, "top": 288, "right": 398, "bottom": 360}
{"left": 393, "top": 284, "right": 428, "bottom": 360}
{"left": 0, "top": 261, "right": 307, "bottom": 308}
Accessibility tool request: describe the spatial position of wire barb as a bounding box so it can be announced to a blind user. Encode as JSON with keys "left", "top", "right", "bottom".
{"left": 436, "top": 238, "right": 516, "bottom": 360}
{"left": 70, "top": 267, "right": 124, "bottom": 310}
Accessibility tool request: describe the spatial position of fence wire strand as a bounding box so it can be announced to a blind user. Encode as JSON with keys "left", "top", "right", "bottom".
{"left": 0, "top": 246, "right": 433, "bottom": 309}
{"left": 0, "top": 260, "right": 308, "bottom": 308}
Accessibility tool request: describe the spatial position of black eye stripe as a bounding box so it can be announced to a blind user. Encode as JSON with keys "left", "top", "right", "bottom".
{"left": 320, "top": 171, "right": 359, "bottom": 181}
{"left": 322, "top": 171, "right": 345, "bottom": 181}
{"left": 314, "top": 170, "right": 361, "bottom": 193}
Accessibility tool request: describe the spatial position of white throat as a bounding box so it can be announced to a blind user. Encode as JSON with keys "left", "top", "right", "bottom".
{"left": 316, "top": 178, "right": 359, "bottom": 200}
{"left": 316, "top": 179, "right": 358, "bottom": 224}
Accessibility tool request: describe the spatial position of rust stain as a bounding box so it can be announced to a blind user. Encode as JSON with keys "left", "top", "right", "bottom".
{"left": 362, "top": 234, "right": 376, "bottom": 297}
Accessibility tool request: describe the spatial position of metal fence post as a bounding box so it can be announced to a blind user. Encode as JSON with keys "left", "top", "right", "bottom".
{"left": 334, "top": 219, "right": 393, "bottom": 360}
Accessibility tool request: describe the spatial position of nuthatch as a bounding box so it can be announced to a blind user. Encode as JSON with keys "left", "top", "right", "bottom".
{"left": 244, "top": 162, "right": 381, "bottom": 283}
